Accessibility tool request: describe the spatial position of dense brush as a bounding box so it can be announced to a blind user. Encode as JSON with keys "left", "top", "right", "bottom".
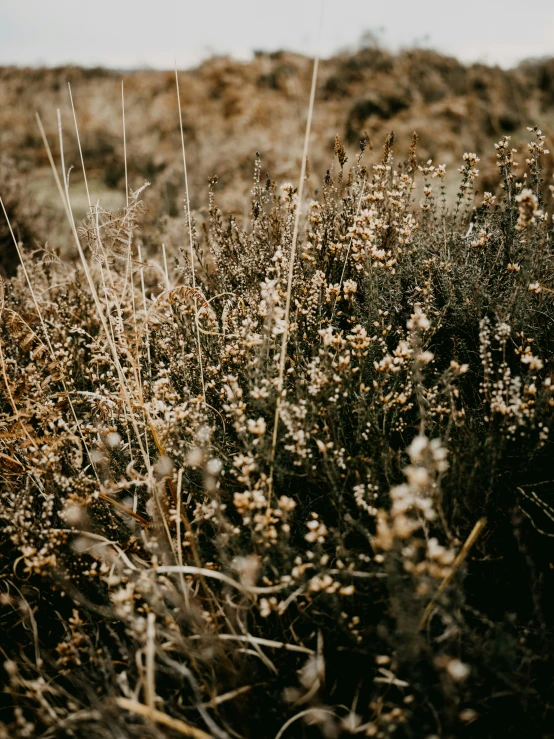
{"left": 1, "top": 125, "right": 554, "bottom": 738}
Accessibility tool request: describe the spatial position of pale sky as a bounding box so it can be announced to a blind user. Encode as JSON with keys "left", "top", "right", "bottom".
{"left": 1, "top": 0, "right": 553, "bottom": 69}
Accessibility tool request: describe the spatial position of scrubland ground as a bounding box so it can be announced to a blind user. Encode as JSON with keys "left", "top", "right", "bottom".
{"left": 1, "top": 48, "right": 554, "bottom": 739}
{"left": 3, "top": 46, "right": 554, "bottom": 268}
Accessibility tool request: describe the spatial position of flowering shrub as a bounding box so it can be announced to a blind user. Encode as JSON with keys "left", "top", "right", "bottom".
{"left": 1, "top": 128, "right": 554, "bottom": 738}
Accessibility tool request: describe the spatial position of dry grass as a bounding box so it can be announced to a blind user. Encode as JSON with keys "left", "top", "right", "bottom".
{"left": 1, "top": 48, "right": 554, "bottom": 739}
{"left": 2, "top": 47, "right": 554, "bottom": 244}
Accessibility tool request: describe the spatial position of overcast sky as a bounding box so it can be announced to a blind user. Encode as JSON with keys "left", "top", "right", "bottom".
{"left": 1, "top": 0, "right": 553, "bottom": 70}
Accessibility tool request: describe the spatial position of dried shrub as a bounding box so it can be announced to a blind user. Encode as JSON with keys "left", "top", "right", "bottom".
{"left": 1, "top": 125, "right": 554, "bottom": 738}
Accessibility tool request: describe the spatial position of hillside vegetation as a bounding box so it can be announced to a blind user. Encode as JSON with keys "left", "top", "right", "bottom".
{"left": 1, "top": 48, "right": 554, "bottom": 739}
{"left": 2, "top": 46, "right": 554, "bottom": 272}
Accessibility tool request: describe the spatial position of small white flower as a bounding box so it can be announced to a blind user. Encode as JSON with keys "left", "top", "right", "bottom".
{"left": 446, "top": 659, "right": 470, "bottom": 681}
{"left": 247, "top": 417, "right": 266, "bottom": 436}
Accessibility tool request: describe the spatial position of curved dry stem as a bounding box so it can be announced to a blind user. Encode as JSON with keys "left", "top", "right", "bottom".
{"left": 275, "top": 708, "right": 337, "bottom": 739}
{"left": 153, "top": 565, "right": 288, "bottom": 596}
{"left": 268, "top": 45, "right": 321, "bottom": 502}
{"left": 175, "top": 61, "right": 205, "bottom": 399}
